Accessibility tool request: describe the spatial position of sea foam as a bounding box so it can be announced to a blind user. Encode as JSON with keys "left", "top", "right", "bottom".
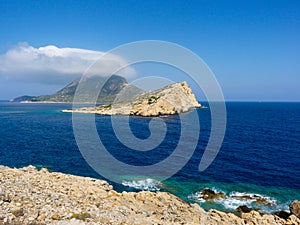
{"left": 122, "top": 178, "right": 162, "bottom": 191}
{"left": 188, "top": 188, "right": 280, "bottom": 213}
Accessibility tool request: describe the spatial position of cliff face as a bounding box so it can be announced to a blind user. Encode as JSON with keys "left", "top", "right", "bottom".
{"left": 0, "top": 166, "right": 299, "bottom": 225}
{"left": 63, "top": 81, "right": 201, "bottom": 116}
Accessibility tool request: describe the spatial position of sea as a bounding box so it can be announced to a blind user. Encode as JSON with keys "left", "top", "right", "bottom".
{"left": 0, "top": 101, "right": 299, "bottom": 213}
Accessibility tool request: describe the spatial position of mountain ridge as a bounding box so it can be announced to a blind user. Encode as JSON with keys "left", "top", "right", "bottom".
{"left": 11, "top": 75, "right": 143, "bottom": 103}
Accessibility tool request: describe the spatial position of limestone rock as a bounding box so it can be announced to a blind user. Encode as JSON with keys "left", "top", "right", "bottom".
{"left": 286, "top": 214, "right": 300, "bottom": 225}
{"left": 0, "top": 165, "right": 297, "bottom": 225}
{"left": 290, "top": 200, "right": 300, "bottom": 218}
{"left": 62, "top": 81, "right": 201, "bottom": 116}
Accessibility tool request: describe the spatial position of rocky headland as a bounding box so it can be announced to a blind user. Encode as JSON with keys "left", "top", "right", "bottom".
{"left": 0, "top": 165, "right": 299, "bottom": 225}
{"left": 62, "top": 81, "right": 201, "bottom": 116}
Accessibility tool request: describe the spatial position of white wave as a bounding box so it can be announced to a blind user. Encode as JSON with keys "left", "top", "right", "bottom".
{"left": 122, "top": 178, "right": 162, "bottom": 191}
{"left": 187, "top": 192, "right": 206, "bottom": 203}
{"left": 215, "top": 197, "right": 254, "bottom": 210}
{"left": 188, "top": 188, "right": 278, "bottom": 212}
{"left": 216, "top": 193, "right": 279, "bottom": 212}
{"left": 229, "top": 191, "right": 277, "bottom": 205}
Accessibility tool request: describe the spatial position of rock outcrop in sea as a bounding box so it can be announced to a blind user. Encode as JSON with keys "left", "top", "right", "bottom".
{"left": 62, "top": 81, "right": 201, "bottom": 116}
{"left": 0, "top": 165, "right": 299, "bottom": 225}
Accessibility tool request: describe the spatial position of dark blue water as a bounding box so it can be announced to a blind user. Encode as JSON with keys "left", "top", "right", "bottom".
{"left": 0, "top": 102, "right": 299, "bottom": 212}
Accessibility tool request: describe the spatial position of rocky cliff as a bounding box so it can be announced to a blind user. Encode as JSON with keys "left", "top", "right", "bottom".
{"left": 0, "top": 165, "right": 299, "bottom": 225}
{"left": 62, "top": 81, "right": 201, "bottom": 116}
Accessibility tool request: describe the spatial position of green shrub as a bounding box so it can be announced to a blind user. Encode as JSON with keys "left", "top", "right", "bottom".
{"left": 11, "top": 208, "right": 24, "bottom": 217}
{"left": 103, "top": 104, "right": 112, "bottom": 109}
{"left": 70, "top": 212, "right": 90, "bottom": 220}
{"left": 148, "top": 96, "right": 160, "bottom": 104}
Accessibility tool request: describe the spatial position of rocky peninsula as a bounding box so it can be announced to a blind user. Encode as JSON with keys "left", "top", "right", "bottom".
{"left": 62, "top": 81, "right": 201, "bottom": 116}
{"left": 0, "top": 165, "right": 299, "bottom": 225}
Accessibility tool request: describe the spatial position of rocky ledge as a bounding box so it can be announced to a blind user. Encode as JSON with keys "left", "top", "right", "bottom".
{"left": 0, "top": 165, "right": 299, "bottom": 225}
{"left": 62, "top": 81, "right": 201, "bottom": 116}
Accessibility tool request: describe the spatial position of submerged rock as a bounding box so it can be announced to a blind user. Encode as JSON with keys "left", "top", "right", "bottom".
{"left": 231, "top": 193, "right": 275, "bottom": 206}
{"left": 198, "top": 188, "right": 226, "bottom": 201}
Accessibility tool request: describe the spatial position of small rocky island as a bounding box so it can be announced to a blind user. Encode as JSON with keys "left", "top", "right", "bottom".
{"left": 0, "top": 166, "right": 299, "bottom": 225}
{"left": 62, "top": 81, "right": 201, "bottom": 116}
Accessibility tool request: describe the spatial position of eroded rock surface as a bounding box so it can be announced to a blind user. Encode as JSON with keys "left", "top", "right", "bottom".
{"left": 290, "top": 200, "right": 300, "bottom": 219}
{"left": 0, "top": 166, "right": 299, "bottom": 225}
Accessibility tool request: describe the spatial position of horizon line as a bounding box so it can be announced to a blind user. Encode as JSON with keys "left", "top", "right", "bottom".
{"left": 1, "top": 99, "right": 299, "bottom": 103}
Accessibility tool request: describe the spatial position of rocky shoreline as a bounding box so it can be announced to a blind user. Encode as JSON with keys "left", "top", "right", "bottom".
{"left": 0, "top": 165, "right": 299, "bottom": 225}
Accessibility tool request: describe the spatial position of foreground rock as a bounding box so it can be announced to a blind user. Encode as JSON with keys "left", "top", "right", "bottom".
{"left": 0, "top": 166, "right": 299, "bottom": 225}
{"left": 290, "top": 200, "right": 300, "bottom": 218}
{"left": 62, "top": 81, "right": 201, "bottom": 116}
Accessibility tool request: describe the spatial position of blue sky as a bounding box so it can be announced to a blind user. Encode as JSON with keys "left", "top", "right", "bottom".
{"left": 0, "top": 0, "right": 299, "bottom": 101}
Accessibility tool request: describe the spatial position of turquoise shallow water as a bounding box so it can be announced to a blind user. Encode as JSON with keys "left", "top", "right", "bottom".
{"left": 119, "top": 175, "right": 299, "bottom": 213}
{"left": 164, "top": 179, "right": 299, "bottom": 212}
{"left": 0, "top": 102, "right": 299, "bottom": 213}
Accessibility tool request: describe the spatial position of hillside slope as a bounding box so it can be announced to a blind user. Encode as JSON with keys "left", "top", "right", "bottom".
{"left": 12, "top": 75, "right": 143, "bottom": 103}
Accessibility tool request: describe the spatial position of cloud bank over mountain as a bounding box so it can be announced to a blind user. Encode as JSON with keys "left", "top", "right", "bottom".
{"left": 0, "top": 43, "right": 136, "bottom": 85}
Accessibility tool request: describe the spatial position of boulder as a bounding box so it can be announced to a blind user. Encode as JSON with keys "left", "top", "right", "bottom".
{"left": 199, "top": 188, "right": 226, "bottom": 201}
{"left": 290, "top": 200, "right": 300, "bottom": 218}
{"left": 273, "top": 210, "right": 290, "bottom": 220}
{"left": 235, "top": 205, "right": 253, "bottom": 217}
{"left": 236, "top": 205, "right": 252, "bottom": 213}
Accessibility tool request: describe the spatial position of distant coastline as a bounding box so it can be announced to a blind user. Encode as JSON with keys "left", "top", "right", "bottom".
{"left": 19, "top": 101, "right": 74, "bottom": 104}
{"left": 5, "top": 100, "right": 300, "bottom": 104}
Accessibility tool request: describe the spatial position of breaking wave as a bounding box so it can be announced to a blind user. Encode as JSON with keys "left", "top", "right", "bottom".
{"left": 188, "top": 188, "right": 285, "bottom": 213}
{"left": 122, "top": 178, "right": 162, "bottom": 191}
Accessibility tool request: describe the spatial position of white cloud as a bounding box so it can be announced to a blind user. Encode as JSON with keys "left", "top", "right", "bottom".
{"left": 0, "top": 43, "right": 136, "bottom": 84}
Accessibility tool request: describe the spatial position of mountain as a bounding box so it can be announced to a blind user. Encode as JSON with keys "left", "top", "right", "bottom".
{"left": 10, "top": 95, "right": 36, "bottom": 102}
{"left": 12, "top": 75, "right": 143, "bottom": 103}
{"left": 62, "top": 81, "right": 201, "bottom": 116}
